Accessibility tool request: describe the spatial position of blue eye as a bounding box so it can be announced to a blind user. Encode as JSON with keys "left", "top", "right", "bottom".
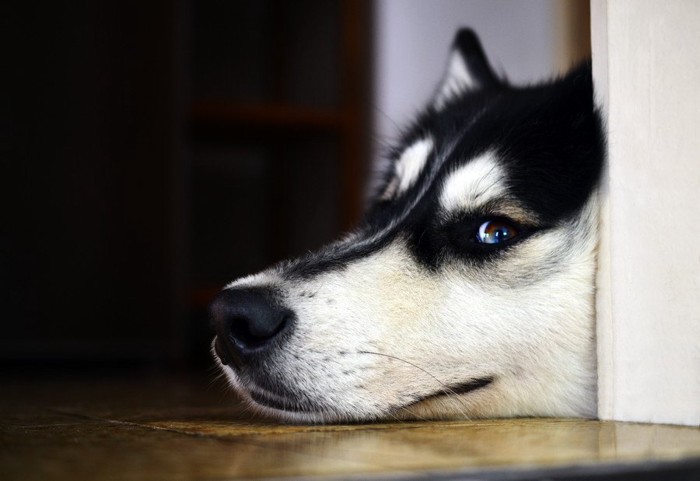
{"left": 475, "top": 220, "right": 519, "bottom": 244}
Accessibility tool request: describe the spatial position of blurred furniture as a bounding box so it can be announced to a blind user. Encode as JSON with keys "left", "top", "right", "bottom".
{"left": 186, "top": 0, "right": 372, "bottom": 364}
{"left": 3, "top": 0, "right": 371, "bottom": 370}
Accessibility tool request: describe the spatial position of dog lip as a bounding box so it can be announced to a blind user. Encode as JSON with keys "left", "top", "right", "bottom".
{"left": 248, "top": 387, "right": 317, "bottom": 413}
{"left": 405, "top": 376, "right": 494, "bottom": 407}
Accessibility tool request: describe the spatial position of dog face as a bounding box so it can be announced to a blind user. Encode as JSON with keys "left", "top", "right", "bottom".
{"left": 210, "top": 29, "right": 604, "bottom": 423}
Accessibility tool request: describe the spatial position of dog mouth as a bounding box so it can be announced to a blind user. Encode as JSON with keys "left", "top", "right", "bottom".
{"left": 403, "top": 377, "right": 494, "bottom": 408}
{"left": 243, "top": 380, "right": 333, "bottom": 416}
{"left": 245, "top": 377, "right": 494, "bottom": 419}
{"left": 248, "top": 388, "right": 316, "bottom": 413}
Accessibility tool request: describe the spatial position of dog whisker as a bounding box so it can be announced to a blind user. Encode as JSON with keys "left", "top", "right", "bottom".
{"left": 356, "top": 350, "right": 473, "bottom": 419}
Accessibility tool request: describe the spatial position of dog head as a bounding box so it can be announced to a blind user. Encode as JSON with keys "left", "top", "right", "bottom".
{"left": 210, "top": 29, "right": 604, "bottom": 423}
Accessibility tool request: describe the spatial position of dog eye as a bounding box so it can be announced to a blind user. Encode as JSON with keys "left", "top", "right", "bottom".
{"left": 475, "top": 220, "right": 519, "bottom": 244}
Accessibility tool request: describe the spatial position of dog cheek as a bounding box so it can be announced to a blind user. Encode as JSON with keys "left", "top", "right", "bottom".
{"left": 279, "top": 246, "right": 443, "bottom": 396}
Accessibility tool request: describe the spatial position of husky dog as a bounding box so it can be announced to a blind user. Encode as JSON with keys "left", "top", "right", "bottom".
{"left": 210, "top": 29, "right": 604, "bottom": 423}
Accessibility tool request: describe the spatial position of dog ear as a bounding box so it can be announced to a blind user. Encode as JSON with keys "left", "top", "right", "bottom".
{"left": 433, "top": 28, "right": 500, "bottom": 109}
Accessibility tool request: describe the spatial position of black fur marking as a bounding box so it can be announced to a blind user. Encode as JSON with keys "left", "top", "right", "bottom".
{"left": 283, "top": 230, "right": 396, "bottom": 279}
{"left": 281, "top": 60, "right": 603, "bottom": 279}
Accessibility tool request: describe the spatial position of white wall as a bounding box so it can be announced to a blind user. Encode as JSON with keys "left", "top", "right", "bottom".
{"left": 593, "top": 0, "right": 700, "bottom": 426}
{"left": 373, "top": 0, "right": 558, "bottom": 151}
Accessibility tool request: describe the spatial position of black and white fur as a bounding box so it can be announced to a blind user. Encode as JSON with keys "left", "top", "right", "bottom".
{"left": 210, "top": 29, "right": 605, "bottom": 423}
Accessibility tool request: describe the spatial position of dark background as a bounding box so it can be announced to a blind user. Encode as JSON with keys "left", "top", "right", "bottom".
{"left": 2, "top": 0, "right": 372, "bottom": 374}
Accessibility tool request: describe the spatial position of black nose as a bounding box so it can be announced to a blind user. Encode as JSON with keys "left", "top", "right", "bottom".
{"left": 209, "top": 287, "right": 293, "bottom": 366}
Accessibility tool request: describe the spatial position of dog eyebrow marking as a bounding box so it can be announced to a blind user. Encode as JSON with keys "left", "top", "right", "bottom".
{"left": 382, "top": 137, "right": 434, "bottom": 200}
{"left": 439, "top": 151, "right": 507, "bottom": 212}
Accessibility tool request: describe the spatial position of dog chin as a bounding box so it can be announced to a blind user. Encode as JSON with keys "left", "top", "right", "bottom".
{"left": 213, "top": 360, "right": 338, "bottom": 423}
{"left": 241, "top": 393, "right": 337, "bottom": 424}
{"left": 223, "top": 377, "right": 352, "bottom": 424}
{"left": 218, "top": 365, "right": 496, "bottom": 423}
{"left": 236, "top": 387, "right": 495, "bottom": 424}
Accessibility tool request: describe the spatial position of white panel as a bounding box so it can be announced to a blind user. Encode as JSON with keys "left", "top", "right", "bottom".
{"left": 593, "top": 0, "right": 700, "bottom": 426}
{"left": 591, "top": 0, "right": 614, "bottom": 425}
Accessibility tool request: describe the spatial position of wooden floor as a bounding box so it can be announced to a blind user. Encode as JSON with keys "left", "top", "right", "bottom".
{"left": 2, "top": 372, "right": 699, "bottom": 481}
